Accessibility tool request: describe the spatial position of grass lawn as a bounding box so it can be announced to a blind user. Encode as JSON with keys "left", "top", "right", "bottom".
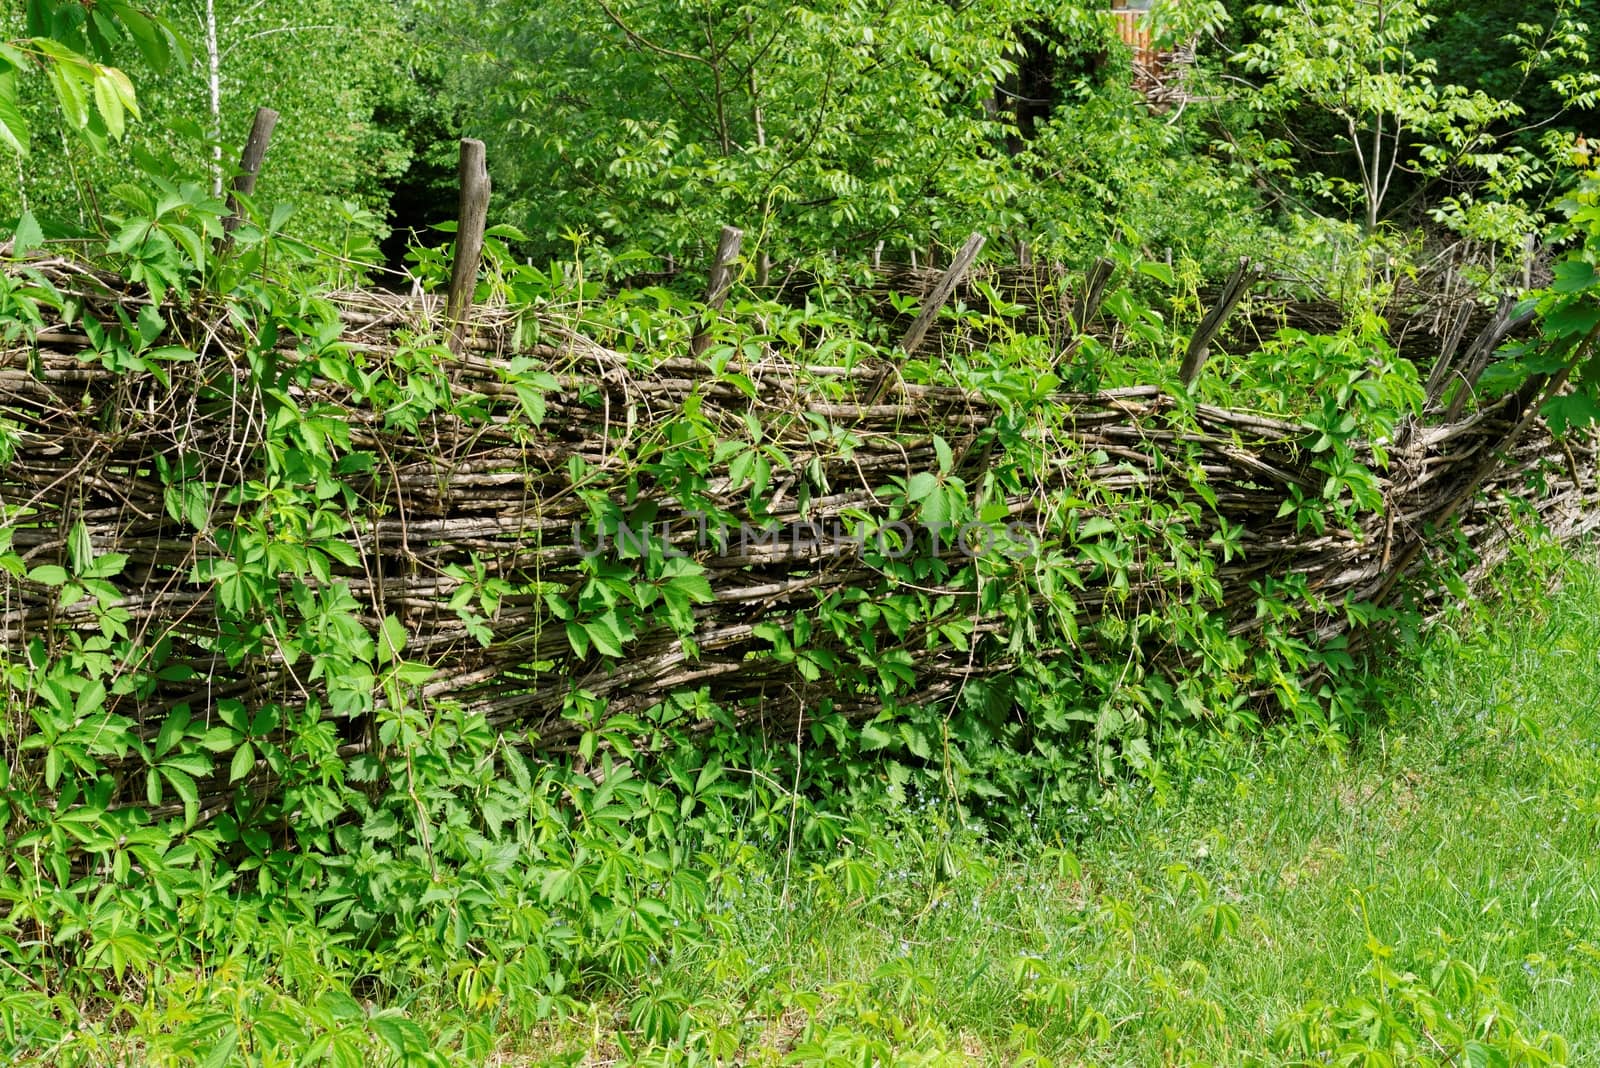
{"left": 22, "top": 558, "right": 1599, "bottom": 1067}
{"left": 537, "top": 557, "right": 1600, "bottom": 1065}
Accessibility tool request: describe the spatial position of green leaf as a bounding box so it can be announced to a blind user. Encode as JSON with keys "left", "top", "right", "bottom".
{"left": 368, "top": 1014, "right": 427, "bottom": 1055}
{"left": 164, "top": 767, "right": 199, "bottom": 806}
{"left": 1077, "top": 516, "right": 1118, "bottom": 538}
{"left": 84, "top": 551, "right": 126, "bottom": 579}
{"left": 27, "top": 565, "right": 68, "bottom": 587}
{"left": 0, "top": 71, "right": 29, "bottom": 155}
{"left": 76, "top": 679, "right": 106, "bottom": 717}
{"left": 199, "top": 727, "right": 238, "bottom": 752}
{"left": 859, "top": 722, "right": 895, "bottom": 749}
{"left": 564, "top": 620, "right": 590, "bottom": 658}
{"left": 229, "top": 741, "right": 255, "bottom": 784}
{"left": 155, "top": 708, "right": 189, "bottom": 756}
{"left": 111, "top": 7, "right": 170, "bottom": 70}
{"left": 1552, "top": 259, "right": 1597, "bottom": 294}
{"left": 92, "top": 70, "right": 125, "bottom": 139}
{"left": 44, "top": 57, "right": 90, "bottom": 131}
{"left": 319, "top": 540, "right": 360, "bottom": 567}
{"left": 906, "top": 472, "right": 939, "bottom": 502}
{"left": 67, "top": 521, "right": 92, "bottom": 576}
{"left": 1137, "top": 260, "right": 1176, "bottom": 286}
{"left": 376, "top": 614, "right": 406, "bottom": 667}
{"left": 11, "top": 209, "right": 42, "bottom": 254}
{"left": 584, "top": 613, "right": 626, "bottom": 657}
{"left": 198, "top": 1024, "right": 238, "bottom": 1068}
{"left": 1544, "top": 301, "right": 1600, "bottom": 339}
{"left": 168, "top": 223, "right": 206, "bottom": 272}
{"left": 1542, "top": 389, "right": 1600, "bottom": 435}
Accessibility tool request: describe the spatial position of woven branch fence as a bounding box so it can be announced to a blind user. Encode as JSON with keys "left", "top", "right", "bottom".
{"left": 2, "top": 243, "right": 1598, "bottom": 816}
{"left": 823, "top": 254, "right": 1535, "bottom": 368}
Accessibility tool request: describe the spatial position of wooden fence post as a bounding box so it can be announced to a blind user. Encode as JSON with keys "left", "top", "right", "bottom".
{"left": 222, "top": 106, "right": 278, "bottom": 234}
{"left": 1070, "top": 257, "right": 1116, "bottom": 334}
{"left": 691, "top": 225, "right": 743, "bottom": 356}
{"left": 860, "top": 232, "right": 986, "bottom": 406}
{"left": 446, "top": 138, "right": 491, "bottom": 355}
{"left": 1053, "top": 256, "right": 1116, "bottom": 369}
{"left": 1179, "top": 256, "right": 1258, "bottom": 387}
{"left": 1441, "top": 299, "right": 1539, "bottom": 424}
{"left": 898, "top": 232, "right": 986, "bottom": 357}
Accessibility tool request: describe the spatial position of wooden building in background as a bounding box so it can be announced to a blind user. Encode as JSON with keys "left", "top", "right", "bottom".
{"left": 1111, "top": 0, "right": 1191, "bottom": 108}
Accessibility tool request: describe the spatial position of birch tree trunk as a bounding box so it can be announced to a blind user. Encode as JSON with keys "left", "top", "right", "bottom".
{"left": 205, "top": 0, "right": 223, "bottom": 196}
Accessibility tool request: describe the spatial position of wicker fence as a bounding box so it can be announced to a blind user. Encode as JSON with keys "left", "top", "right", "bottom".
{"left": 3, "top": 241, "right": 1598, "bottom": 821}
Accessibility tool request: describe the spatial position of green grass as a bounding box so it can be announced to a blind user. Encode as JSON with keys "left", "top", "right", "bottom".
{"left": 19, "top": 558, "right": 1600, "bottom": 1067}
{"left": 532, "top": 556, "right": 1600, "bottom": 1065}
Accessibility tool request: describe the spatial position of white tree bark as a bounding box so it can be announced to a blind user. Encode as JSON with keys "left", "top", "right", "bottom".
{"left": 205, "top": 0, "right": 223, "bottom": 196}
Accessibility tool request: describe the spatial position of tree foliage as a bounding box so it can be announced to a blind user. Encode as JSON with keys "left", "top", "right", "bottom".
{"left": 0, "top": 0, "right": 183, "bottom": 156}
{"left": 415, "top": 0, "right": 1263, "bottom": 268}
{"left": 3, "top": 0, "right": 408, "bottom": 251}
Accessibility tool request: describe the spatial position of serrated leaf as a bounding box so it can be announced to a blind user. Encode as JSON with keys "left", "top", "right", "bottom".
{"left": 318, "top": 539, "right": 359, "bottom": 566}
{"left": 92, "top": 70, "right": 124, "bottom": 138}
{"left": 565, "top": 620, "right": 590, "bottom": 658}
{"left": 368, "top": 1015, "right": 426, "bottom": 1055}
{"left": 155, "top": 707, "right": 189, "bottom": 755}
{"left": 199, "top": 726, "right": 238, "bottom": 752}
{"left": 584, "top": 614, "right": 626, "bottom": 657}
{"left": 376, "top": 614, "right": 406, "bottom": 666}
{"left": 0, "top": 72, "right": 30, "bottom": 155}
{"left": 229, "top": 741, "right": 255, "bottom": 783}
{"left": 906, "top": 471, "right": 939, "bottom": 502}
{"left": 11, "top": 208, "right": 42, "bottom": 254}
{"left": 1552, "top": 259, "right": 1597, "bottom": 294}
{"left": 198, "top": 1024, "right": 238, "bottom": 1068}
{"left": 1544, "top": 301, "right": 1600, "bottom": 339}
{"left": 27, "top": 564, "right": 68, "bottom": 587}
{"left": 859, "top": 722, "right": 894, "bottom": 749}
{"left": 164, "top": 767, "right": 199, "bottom": 805}
{"left": 45, "top": 59, "right": 90, "bottom": 130}
{"left": 84, "top": 552, "right": 126, "bottom": 578}
{"left": 1542, "top": 389, "right": 1600, "bottom": 435}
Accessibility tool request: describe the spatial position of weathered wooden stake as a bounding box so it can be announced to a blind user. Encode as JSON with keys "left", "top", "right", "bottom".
{"left": 898, "top": 232, "right": 986, "bottom": 357}
{"left": 691, "top": 225, "right": 744, "bottom": 356}
{"left": 1179, "top": 256, "right": 1258, "bottom": 387}
{"left": 1053, "top": 256, "right": 1116, "bottom": 368}
{"left": 858, "top": 233, "right": 986, "bottom": 406}
{"left": 1442, "top": 298, "right": 1538, "bottom": 423}
{"left": 222, "top": 107, "right": 278, "bottom": 234}
{"left": 1422, "top": 300, "right": 1476, "bottom": 409}
{"left": 446, "top": 138, "right": 491, "bottom": 356}
{"left": 1071, "top": 257, "right": 1116, "bottom": 333}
